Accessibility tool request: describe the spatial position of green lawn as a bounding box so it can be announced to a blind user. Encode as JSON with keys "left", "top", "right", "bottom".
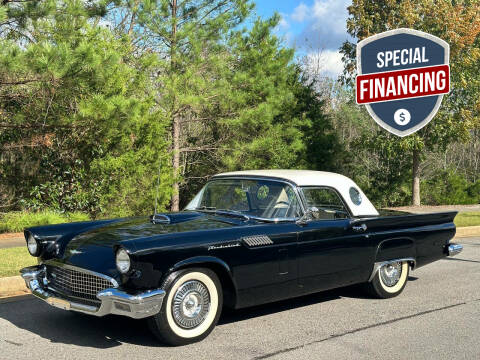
{"left": 0, "top": 247, "right": 37, "bottom": 277}
{"left": 454, "top": 211, "right": 480, "bottom": 227}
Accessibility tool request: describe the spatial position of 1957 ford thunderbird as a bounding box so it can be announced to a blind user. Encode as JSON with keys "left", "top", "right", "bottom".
{"left": 21, "top": 170, "right": 463, "bottom": 345}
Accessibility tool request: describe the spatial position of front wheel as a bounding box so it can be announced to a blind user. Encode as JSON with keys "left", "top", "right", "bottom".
{"left": 148, "top": 268, "right": 223, "bottom": 346}
{"left": 364, "top": 261, "right": 409, "bottom": 299}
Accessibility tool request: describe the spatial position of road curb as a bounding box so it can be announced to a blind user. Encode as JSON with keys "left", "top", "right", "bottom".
{"left": 456, "top": 226, "right": 480, "bottom": 238}
{"left": 0, "top": 275, "right": 29, "bottom": 298}
{"left": 0, "top": 232, "right": 23, "bottom": 240}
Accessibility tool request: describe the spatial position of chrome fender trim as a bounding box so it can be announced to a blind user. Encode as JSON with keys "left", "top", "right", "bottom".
{"left": 368, "top": 257, "right": 416, "bottom": 282}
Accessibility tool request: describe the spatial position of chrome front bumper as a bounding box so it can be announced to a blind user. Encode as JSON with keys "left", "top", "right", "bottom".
{"left": 447, "top": 243, "right": 463, "bottom": 257}
{"left": 20, "top": 265, "right": 165, "bottom": 319}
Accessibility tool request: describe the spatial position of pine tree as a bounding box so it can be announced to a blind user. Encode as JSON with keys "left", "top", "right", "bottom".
{"left": 0, "top": 0, "right": 164, "bottom": 216}
{"left": 115, "top": 0, "right": 251, "bottom": 211}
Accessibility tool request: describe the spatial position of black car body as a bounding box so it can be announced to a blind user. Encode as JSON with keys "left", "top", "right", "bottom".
{"left": 21, "top": 170, "right": 463, "bottom": 345}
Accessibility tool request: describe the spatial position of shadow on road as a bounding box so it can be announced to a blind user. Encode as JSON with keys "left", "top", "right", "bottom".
{"left": 443, "top": 257, "right": 480, "bottom": 264}
{"left": 0, "top": 297, "right": 160, "bottom": 349}
{"left": 219, "top": 288, "right": 344, "bottom": 325}
{"left": 0, "top": 286, "right": 370, "bottom": 348}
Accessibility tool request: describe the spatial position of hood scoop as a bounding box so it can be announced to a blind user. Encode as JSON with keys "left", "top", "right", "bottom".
{"left": 149, "top": 212, "right": 205, "bottom": 225}
{"left": 150, "top": 214, "right": 171, "bottom": 224}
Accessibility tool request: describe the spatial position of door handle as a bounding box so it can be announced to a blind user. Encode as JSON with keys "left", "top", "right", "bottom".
{"left": 352, "top": 223, "right": 367, "bottom": 232}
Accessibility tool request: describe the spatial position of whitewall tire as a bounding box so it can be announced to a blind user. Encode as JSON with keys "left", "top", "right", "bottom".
{"left": 365, "top": 261, "right": 409, "bottom": 299}
{"left": 148, "top": 268, "right": 223, "bottom": 346}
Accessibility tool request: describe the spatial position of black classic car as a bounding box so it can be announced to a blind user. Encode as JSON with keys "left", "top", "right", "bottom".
{"left": 21, "top": 170, "right": 462, "bottom": 345}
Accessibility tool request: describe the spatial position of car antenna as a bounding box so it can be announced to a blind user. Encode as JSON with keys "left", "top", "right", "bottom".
{"left": 150, "top": 159, "right": 170, "bottom": 224}
{"left": 154, "top": 158, "right": 161, "bottom": 216}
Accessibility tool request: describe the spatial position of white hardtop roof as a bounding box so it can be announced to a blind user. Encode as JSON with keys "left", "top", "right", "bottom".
{"left": 212, "top": 170, "right": 379, "bottom": 216}
{"left": 213, "top": 170, "right": 352, "bottom": 187}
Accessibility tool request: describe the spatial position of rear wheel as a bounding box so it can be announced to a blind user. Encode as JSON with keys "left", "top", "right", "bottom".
{"left": 365, "top": 261, "right": 409, "bottom": 299}
{"left": 148, "top": 268, "right": 222, "bottom": 346}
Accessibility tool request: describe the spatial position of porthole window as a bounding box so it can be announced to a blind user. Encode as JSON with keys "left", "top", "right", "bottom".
{"left": 349, "top": 187, "right": 362, "bottom": 206}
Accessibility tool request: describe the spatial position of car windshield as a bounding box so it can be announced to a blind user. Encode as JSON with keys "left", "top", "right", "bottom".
{"left": 185, "top": 178, "right": 302, "bottom": 220}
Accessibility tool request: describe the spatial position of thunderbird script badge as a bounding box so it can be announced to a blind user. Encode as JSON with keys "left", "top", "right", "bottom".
{"left": 356, "top": 28, "right": 450, "bottom": 137}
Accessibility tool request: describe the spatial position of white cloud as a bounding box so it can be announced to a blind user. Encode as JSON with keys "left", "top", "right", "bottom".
{"left": 320, "top": 50, "right": 344, "bottom": 77}
{"left": 291, "top": 3, "right": 309, "bottom": 22}
{"left": 276, "top": 13, "right": 290, "bottom": 31}
{"left": 302, "top": 50, "right": 344, "bottom": 79}
{"left": 273, "top": 13, "right": 293, "bottom": 44}
{"left": 291, "top": 0, "right": 352, "bottom": 51}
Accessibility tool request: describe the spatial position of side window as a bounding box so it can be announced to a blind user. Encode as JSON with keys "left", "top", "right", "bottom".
{"left": 302, "top": 187, "right": 349, "bottom": 220}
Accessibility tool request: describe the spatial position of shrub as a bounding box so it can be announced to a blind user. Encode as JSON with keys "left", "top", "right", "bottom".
{"left": 0, "top": 210, "right": 90, "bottom": 233}
{"left": 20, "top": 163, "right": 104, "bottom": 217}
{"left": 423, "top": 170, "right": 478, "bottom": 205}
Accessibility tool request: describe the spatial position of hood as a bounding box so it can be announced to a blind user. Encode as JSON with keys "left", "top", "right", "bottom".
{"left": 34, "top": 212, "right": 242, "bottom": 273}
{"left": 65, "top": 212, "right": 238, "bottom": 249}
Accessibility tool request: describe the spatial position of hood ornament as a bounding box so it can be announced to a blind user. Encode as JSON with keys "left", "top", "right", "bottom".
{"left": 150, "top": 214, "right": 171, "bottom": 224}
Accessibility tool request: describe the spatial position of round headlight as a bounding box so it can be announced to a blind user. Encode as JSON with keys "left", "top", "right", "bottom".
{"left": 27, "top": 234, "right": 40, "bottom": 256}
{"left": 116, "top": 249, "right": 131, "bottom": 274}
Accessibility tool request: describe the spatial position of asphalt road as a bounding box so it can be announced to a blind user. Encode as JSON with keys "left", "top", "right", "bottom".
{"left": 1, "top": 237, "right": 479, "bottom": 360}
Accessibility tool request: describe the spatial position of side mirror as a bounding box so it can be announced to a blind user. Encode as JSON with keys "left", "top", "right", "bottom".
{"left": 308, "top": 206, "right": 321, "bottom": 219}
{"left": 296, "top": 206, "right": 321, "bottom": 225}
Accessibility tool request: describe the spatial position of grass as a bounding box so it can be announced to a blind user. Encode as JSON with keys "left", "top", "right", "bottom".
{"left": 454, "top": 211, "right": 480, "bottom": 227}
{"left": 0, "top": 247, "right": 37, "bottom": 277}
{"left": 0, "top": 210, "right": 90, "bottom": 233}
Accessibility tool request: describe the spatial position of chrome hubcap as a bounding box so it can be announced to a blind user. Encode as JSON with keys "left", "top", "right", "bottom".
{"left": 172, "top": 280, "right": 210, "bottom": 329}
{"left": 380, "top": 262, "right": 402, "bottom": 287}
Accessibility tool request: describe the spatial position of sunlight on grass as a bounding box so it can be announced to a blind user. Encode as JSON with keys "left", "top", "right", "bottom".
{"left": 455, "top": 212, "right": 480, "bottom": 227}
{"left": 0, "top": 247, "right": 37, "bottom": 277}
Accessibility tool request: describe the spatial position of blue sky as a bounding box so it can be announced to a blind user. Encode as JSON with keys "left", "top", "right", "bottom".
{"left": 252, "top": 0, "right": 352, "bottom": 77}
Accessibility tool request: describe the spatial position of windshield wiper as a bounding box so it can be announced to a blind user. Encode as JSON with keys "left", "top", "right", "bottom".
{"left": 194, "top": 206, "right": 217, "bottom": 211}
{"left": 194, "top": 207, "right": 250, "bottom": 221}
{"left": 248, "top": 216, "right": 296, "bottom": 223}
{"left": 214, "top": 209, "right": 250, "bottom": 221}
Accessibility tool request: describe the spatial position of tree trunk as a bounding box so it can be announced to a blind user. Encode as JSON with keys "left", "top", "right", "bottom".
{"left": 170, "top": 0, "right": 180, "bottom": 212}
{"left": 412, "top": 148, "right": 421, "bottom": 206}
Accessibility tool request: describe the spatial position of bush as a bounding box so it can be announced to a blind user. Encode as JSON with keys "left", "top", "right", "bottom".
{"left": 20, "top": 162, "right": 104, "bottom": 217}
{"left": 467, "top": 180, "right": 480, "bottom": 203}
{"left": 0, "top": 211, "right": 90, "bottom": 233}
{"left": 423, "top": 170, "right": 479, "bottom": 205}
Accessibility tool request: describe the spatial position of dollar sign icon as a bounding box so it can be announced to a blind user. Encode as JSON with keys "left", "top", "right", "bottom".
{"left": 394, "top": 109, "right": 411, "bottom": 126}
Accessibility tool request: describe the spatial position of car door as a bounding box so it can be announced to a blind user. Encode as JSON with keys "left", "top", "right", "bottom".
{"left": 232, "top": 221, "right": 300, "bottom": 308}
{"left": 297, "top": 187, "right": 373, "bottom": 294}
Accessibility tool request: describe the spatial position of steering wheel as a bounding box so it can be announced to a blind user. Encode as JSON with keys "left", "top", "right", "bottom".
{"left": 274, "top": 200, "right": 290, "bottom": 207}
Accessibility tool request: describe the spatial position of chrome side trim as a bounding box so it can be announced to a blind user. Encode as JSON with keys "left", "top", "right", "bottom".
{"left": 368, "top": 257, "right": 416, "bottom": 282}
{"left": 20, "top": 265, "right": 165, "bottom": 319}
{"left": 447, "top": 243, "right": 463, "bottom": 257}
{"left": 242, "top": 235, "right": 274, "bottom": 247}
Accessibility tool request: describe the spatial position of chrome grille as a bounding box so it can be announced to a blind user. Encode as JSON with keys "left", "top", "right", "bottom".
{"left": 47, "top": 265, "right": 115, "bottom": 301}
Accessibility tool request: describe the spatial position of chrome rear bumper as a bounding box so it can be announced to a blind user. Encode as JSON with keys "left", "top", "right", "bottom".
{"left": 20, "top": 265, "right": 165, "bottom": 319}
{"left": 447, "top": 243, "right": 463, "bottom": 257}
